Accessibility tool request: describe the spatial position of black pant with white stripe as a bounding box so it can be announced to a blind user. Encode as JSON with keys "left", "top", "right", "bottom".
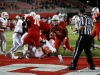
{"left": 72, "top": 35, "right": 95, "bottom": 67}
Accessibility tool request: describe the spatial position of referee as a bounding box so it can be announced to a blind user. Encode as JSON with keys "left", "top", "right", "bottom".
{"left": 68, "top": 8, "right": 95, "bottom": 70}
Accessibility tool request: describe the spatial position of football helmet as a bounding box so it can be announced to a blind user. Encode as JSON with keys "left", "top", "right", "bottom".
{"left": 29, "top": 12, "right": 36, "bottom": 17}
{"left": 52, "top": 15, "right": 60, "bottom": 25}
{"left": 71, "top": 15, "right": 80, "bottom": 24}
{"left": 15, "top": 15, "right": 20, "bottom": 19}
{"left": 1, "top": 12, "right": 9, "bottom": 19}
{"left": 58, "top": 13, "right": 62, "bottom": 17}
{"left": 35, "top": 14, "right": 40, "bottom": 20}
{"left": 91, "top": 7, "right": 99, "bottom": 15}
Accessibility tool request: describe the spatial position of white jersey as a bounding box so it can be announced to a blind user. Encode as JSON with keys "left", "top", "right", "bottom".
{"left": 34, "top": 49, "right": 44, "bottom": 58}
{"left": 71, "top": 15, "right": 80, "bottom": 28}
{"left": 48, "top": 19, "right": 52, "bottom": 24}
{"left": 14, "top": 19, "right": 23, "bottom": 33}
{"left": 0, "top": 17, "right": 8, "bottom": 27}
{"left": 74, "top": 19, "right": 78, "bottom": 28}
{"left": 42, "top": 40, "right": 56, "bottom": 53}
{"left": 32, "top": 47, "right": 44, "bottom": 58}
{"left": 59, "top": 17, "right": 64, "bottom": 22}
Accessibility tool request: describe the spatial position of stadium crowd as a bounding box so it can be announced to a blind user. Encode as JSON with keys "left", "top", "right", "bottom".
{"left": 0, "top": 0, "right": 88, "bottom": 12}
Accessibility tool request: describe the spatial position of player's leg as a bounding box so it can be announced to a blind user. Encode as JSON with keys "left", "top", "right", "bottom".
{"left": 91, "top": 29, "right": 97, "bottom": 50}
{"left": 13, "top": 34, "right": 23, "bottom": 52}
{"left": 6, "top": 38, "right": 18, "bottom": 59}
{"left": 64, "top": 37, "right": 74, "bottom": 52}
{"left": 0, "top": 32, "right": 6, "bottom": 54}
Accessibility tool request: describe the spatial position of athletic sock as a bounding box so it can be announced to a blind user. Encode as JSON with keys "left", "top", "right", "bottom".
{"left": 58, "top": 54, "right": 63, "bottom": 60}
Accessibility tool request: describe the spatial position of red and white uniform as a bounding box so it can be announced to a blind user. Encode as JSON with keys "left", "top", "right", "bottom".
{"left": 92, "top": 13, "right": 100, "bottom": 41}
{"left": 61, "top": 36, "right": 74, "bottom": 52}
{"left": 23, "top": 16, "right": 40, "bottom": 47}
{"left": 42, "top": 40, "right": 56, "bottom": 54}
{"left": 0, "top": 17, "right": 8, "bottom": 28}
{"left": 32, "top": 47, "right": 44, "bottom": 58}
{"left": 6, "top": 17, "right": 23, "bottom": 59}
{"left": 0, "top": 16, "right": 9, "bottom": 54}
{"left": 50, "top": 21, "right": 66, "bottom": 48}
{"left": 39, "top": 20, "right": 51, "bottom": 40}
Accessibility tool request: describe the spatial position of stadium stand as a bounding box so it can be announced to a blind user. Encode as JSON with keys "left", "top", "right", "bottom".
{"left": 0, "top": 0, "right": 93, "bottom": 19}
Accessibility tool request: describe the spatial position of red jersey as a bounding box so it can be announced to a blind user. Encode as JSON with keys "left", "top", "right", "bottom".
{"left": 39, "top": 20, "right": 50, "bottom": 33}
{"left": 26, "top": 16, "right": 40, "bottom": 32}
{"left": 39, "top": 20, "right": 51, "bottom": 40}
{"left": 50, "top": 21, "right": 66, "bottom": 40}
{"left": 94, "top": 22, "right": 100, "bottom": 29}
{"left": 24, "top": 16, "right": 40, "bottom": 47}
{"left": 93, "top": 13, "right": 100, "bottom": 28}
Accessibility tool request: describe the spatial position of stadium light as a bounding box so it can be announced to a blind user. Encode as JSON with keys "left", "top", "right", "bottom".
{"left": 87, "top": 0, "right": 89, "bottom": 3}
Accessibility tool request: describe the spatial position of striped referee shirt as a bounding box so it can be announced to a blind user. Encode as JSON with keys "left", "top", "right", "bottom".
{"left": 77, "top": 14, "right": 94, "bottom": 35}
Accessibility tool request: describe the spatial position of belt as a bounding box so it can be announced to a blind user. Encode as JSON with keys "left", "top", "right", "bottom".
{"left": 14, "top": 32, "right": 22, "bottom": 35}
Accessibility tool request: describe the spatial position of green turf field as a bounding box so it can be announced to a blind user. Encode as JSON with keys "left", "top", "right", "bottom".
{"left": 5, "top": 26, "right": 100, "bottom": 57}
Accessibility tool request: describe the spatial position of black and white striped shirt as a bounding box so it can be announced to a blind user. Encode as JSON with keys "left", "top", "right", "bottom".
{"left": 77, "top": 14, "right": 94, "bottom": 35}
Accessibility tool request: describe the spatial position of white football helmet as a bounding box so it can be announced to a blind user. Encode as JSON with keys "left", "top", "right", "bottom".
{"left": 52, "top": 15, "right": 60, "bottom": 25}
{"left": 52, "top": 15, "right": 59, "bottom": 21}
{"left": 58, "top": 13, "right": 62, "bottom": 17}
{"left": 71, "top": 15, "right": 80, "bottom": 24}
{"left": 35, "top": 14, "right": 40, "bottom": 20}
{"left": 1, "top": 12, "right": 9, "bottom": 19}
{"left": 15, "top": 15, "right": 20, "bottom": 19}
{"left": 29, "top": 12, "right": 36, "bottom": 18}
{"left": 91, "top": 7, "right": 99, "bottom": 15}
{"left": 71, "top": 15, "right": 80, "bottom": 28}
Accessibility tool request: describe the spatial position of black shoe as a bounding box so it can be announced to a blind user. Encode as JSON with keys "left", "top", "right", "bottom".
{"left": 5, "top": 52, "right": 11, "bottom": 58}
{"left": 89, "top": 66, "right": 95, "bottom": 70}
{"left": 68, "top": 66, "right": 77, "bottom": 70}
{"left": 47, "top": 53, "right": 52, "bottom": 57}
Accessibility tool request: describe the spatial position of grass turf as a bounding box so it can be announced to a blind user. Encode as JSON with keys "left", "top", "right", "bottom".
{"left": 5, "top": 26, "right": 100, "bottom": 57}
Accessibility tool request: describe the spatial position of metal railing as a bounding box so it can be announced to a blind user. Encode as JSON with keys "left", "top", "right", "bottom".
{"left": 0, "top": 7, "right": 92, "bottom": 14}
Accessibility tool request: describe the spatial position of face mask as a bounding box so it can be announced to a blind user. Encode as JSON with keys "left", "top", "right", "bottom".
{"left": 52, "top": 20, "right": 59, "bottom": 25}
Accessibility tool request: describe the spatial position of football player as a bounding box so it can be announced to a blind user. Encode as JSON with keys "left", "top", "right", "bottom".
{"left": 6, "top": 15, "right": 23, "bottom": 59}
{"left": 71, "top": 15, "right": 80, "bottom": 34}
{"left": 91, "top": 7, "right": 100, "bottom": 50}
{"left": 49, "top": 15, "right": 68, "bottom": 64}
{"left": 0, "top": 12, "right": 9, "bottom": 54}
